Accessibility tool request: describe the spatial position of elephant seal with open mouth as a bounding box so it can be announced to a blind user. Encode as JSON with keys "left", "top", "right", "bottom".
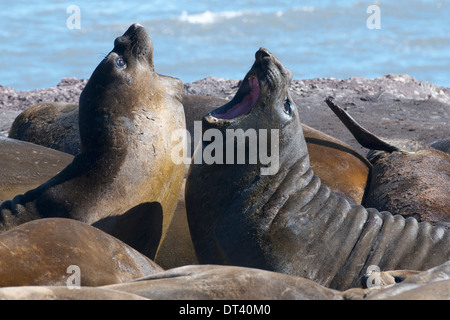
{"left": 0, "top": 24, "right": 186, "bottom": 259}
{"left": 185, "top": 48, "right": 449, "bottom": 290}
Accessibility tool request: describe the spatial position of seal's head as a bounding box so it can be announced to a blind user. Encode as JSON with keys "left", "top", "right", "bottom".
{"left": 206, "top": 48, "right": 294, "bottom": 124}
{"left": 79, "top": 23, "right": 181, "bottom": 154}
{"left": 199, "top": 47, "right": 306, "bottom": 174}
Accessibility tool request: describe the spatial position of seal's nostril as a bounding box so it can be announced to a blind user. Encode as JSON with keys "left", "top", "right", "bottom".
{"left": 114, "top": 36, "right": 126, "bottom": 47}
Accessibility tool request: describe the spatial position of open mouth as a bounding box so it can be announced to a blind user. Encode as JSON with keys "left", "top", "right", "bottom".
{"left": 211, "top": 75, "right": 260, "bottom": 120}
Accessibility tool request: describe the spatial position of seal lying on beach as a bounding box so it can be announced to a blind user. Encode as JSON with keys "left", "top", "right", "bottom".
{"left": 103, "top": 261, "right": 450, "bottom": 300}
{"left": 104, "top": 264, "right": 343, "bottom": 300}
{"left": 0, "top": 137, "right": 73, "bottom": 201}
{"left": 1, "top": 261, "right": 448, "bottom": 300}
{"left": 9, "top": 102, "right": 81, "bottom": 156}
{"left": 325, "top": 97, "right": 450, "bottom": 227}
{"left": 0, "top": 218, "right": 162, "bottom": 287}
{"left": 185, "top": 48, "right": 449, "bottom": 290}
{"left": 0, "top": 24, "right": 186, "bottom": 259}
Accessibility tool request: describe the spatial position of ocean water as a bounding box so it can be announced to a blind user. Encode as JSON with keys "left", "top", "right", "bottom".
{"left": 1, "top": 0, "right": 449, "bottom": 91}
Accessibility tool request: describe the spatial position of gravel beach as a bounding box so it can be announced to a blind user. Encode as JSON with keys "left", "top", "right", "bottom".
{"left": 1, "top": 75, "right": 449, "bottom": 154}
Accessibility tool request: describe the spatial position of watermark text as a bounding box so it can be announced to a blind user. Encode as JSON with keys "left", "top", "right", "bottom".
{"left": 366, "top": 5, "right": 381, "bottom": 29}
{"left": 66, "top": 265, "right": 81, "bottom": 289}
{"left": 171, "top": 121, "right": 280, "bottom": 175}
{"left": 66, "top": 5, "right": 81, "bottom": 30}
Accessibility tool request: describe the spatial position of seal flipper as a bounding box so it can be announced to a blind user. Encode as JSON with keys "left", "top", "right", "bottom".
{"left": 0, "top": 153, "right": 89, "bottom": 230}
{"left": 325, "top": 97, "right": 400, "bottom": 153}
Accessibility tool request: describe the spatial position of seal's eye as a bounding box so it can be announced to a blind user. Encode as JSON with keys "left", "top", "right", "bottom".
{"left": 283, "top": 98, "right": 292, "bottom": 116}
{"left": 115, "top": 56, "right": 126, "bottom": 70}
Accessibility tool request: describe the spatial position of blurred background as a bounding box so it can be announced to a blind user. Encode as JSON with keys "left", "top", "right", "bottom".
{"left": 1, "top": 0, "right": 449, "bottom": 91}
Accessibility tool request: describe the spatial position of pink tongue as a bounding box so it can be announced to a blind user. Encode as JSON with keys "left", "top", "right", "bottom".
{"left": 214, "top": 76, "right": 260, "bottom": 119}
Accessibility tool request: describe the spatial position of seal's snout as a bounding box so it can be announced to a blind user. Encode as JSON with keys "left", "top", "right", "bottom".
{"left": 132, "top": 23, "right": 144, "bottom": 29}
{"left": 121, "top": 23, "right": 151, "bottom": 48}
{"left": 115, "top": 23, "right": 150, "bottom": 49}
{"left": 256, "top": 48, "right": 272, "bottom": 63}
{"left": 114, "top": 23, "right": 154, "bottom": 67}
{"left": 255, "top": 47, "right": 291, "bottom": 83}
{"left": 123, "top": 23, "right": 145, "bottom": 36}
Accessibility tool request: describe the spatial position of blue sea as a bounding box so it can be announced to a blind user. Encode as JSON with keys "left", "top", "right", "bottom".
{"left": 1, "top": 0, "right": 449, "bottom": 91}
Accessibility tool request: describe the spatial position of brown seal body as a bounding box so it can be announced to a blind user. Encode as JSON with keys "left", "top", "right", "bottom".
{"left": 302, "top": 125, "right": 370, "bottom": 204}
{"left": 0, "top": 24, "right": 186, "bottom": 259}
{"left": 9, "top": 102, "right": 80, "bottom": 155}
{"left": 0, "top": 137, "right": 73, "bottom": 200}
{"left": 103, "top": 262, "right": 450, "bottom": 300}
{"left": 185, "top": 48, "right": 449, "bottom": 290}
{"left": 325, "top": 97, "right": 450, "bottom": 226}
{"left": 0, "top": 218, "right": 162, "bottom": 287}
{"left": 155, "top": 176, "right": 199, "bottom": 269}
{"left": 104, "top": 264, "right": 342, "bottom": 300}
{"left": 365, "top": 149, "right": 450, "bottom": 226}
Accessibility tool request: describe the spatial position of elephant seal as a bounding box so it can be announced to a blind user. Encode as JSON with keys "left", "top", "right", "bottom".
{"left": 104, "top": 261, "right": 450, "bottom": 300}
{"left": 9, "top": 102, "right": 80, "bottom": 155}
{"left": 0, "top": 24, "right": 186, "bottom": 259}
{"left": 0, "top": 218, "right": 162, "bottom": 287}
{"left": 325, "top": 97, "right": 450, "bottom": 226}
{"left": 104, "top": 264, "right": 342, "bottom": 300}
{"left": 0, "top": 137, "right": 73, "bottom": 200}
{"left": 185, "top": 48, "right": 449, "bottom": 290}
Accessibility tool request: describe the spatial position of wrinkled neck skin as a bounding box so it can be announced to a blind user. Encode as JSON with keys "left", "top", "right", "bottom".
{"left": 189, "top": 114, "right": 449, "bottom": 290}
{"left": 186, "top": 52, "right": 449, "bottom": 291}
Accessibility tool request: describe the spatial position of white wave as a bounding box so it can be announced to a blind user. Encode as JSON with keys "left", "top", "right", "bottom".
{"left": 179, "top": 10, "right": 248, "bottom": 24}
